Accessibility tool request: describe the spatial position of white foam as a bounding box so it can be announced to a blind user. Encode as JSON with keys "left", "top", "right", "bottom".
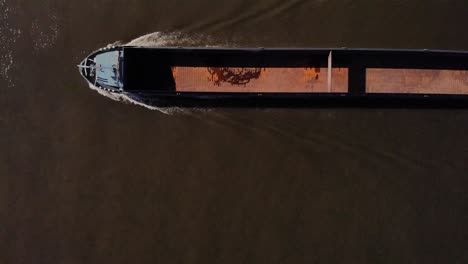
{"left": 31, "top": 13, "right": 59, "bottom": 54}
{"left": 124, "top": 31, "right": 219, "bottom": 47}
{"left": 0, "top": 0, "right": 20, "bottom": 87}
{"left": 87, "top": 82, "right": 186, "bottom": 115}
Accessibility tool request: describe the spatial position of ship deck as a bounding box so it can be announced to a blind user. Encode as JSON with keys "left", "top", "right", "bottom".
{"left": 122, "top": 47, "right": 468, "bottom": 95}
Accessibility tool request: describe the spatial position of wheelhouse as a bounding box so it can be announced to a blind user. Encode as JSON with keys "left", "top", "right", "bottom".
{"left": 78, "top": 48, "right": 124, "bottom": 92}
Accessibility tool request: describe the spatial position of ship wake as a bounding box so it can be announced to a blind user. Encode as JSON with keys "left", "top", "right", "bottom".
{"left": 87, "top": 31, "right": 227, "bottom": 114}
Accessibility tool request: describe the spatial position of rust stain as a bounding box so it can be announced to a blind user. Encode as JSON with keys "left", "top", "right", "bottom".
{"left": 207, "top": 67, "right": 262, "bottom": 86}
{"left": 303, "top": 68, "right": 316, "bottom": 82}
{"left": 314, "top": 67, "right": 320, "bottom": 80}
{"left": 302, "top": 68, "right": 323, "bottom": 81}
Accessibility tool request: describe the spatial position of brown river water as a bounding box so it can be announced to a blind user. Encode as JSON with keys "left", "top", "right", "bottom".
{"left": 1, "top": 0, "right": 468, "bottom": 263}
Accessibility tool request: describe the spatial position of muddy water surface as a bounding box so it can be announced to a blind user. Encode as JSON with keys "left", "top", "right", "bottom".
{"left": 1, "top": 0, "right": 468, "bottom": 263}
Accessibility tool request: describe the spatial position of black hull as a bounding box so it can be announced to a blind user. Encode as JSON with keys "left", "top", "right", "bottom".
{"left": 125, "top": 92, "right": 468, "bottom": 109}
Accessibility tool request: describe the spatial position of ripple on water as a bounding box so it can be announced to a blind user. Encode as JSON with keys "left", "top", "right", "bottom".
{"left": 31, "top": 12, "right": 59, "bottom": 54}
{"left": 0, "top": 0, "right": 21, "bottom": 87}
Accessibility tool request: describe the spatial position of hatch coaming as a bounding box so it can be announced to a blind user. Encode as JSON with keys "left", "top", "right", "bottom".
{"left": 81, "top": 47, "right": 468, "bottom": 97}
{"left": 121, "top": 47, "right": 468, "bottom": 95}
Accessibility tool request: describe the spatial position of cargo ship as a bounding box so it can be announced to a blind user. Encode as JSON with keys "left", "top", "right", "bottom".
{"left": 78, "top": 46, "right": 468, "bottom": 107}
